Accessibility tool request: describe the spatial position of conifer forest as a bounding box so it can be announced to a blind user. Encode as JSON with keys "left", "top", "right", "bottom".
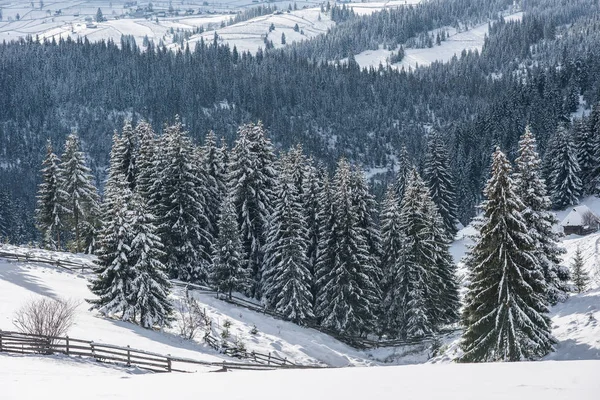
{"left": 2, "top": 0, "right": 600, "bottom": 365}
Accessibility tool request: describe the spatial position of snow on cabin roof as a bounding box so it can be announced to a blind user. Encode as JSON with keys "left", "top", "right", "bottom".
{"left": 561, "top": 205, "right": 599, "bottom": 227}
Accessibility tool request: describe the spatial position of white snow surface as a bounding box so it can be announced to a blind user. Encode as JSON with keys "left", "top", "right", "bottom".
{"left": 1, "top": 354, "right": 598, "bottom": 400}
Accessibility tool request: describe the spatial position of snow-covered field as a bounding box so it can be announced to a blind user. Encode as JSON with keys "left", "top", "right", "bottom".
{"left": 1, "top": 354, "right": 598, "bottom": 400}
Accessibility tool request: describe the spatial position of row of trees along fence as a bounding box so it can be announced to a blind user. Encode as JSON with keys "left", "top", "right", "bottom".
{"left": 0, "top": 250, "right": 459, "bottom": 349}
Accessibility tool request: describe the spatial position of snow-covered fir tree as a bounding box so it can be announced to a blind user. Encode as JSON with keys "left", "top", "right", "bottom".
{"left": 88, "top": 180, "right": 135, "bottom": 321}
{"left": 424, "top": 132, "right": 459, "bottom": 238}
{"left": 394, "top": 145, "right": 411, "bottom": 202}
{"left": 392, "top": 168, "right": 437, "bottom": 339}
{"left": 379, "top": 186, "right": 405, "bottom": 336}
{"left": 201, "top": 130, "right": 227, "bottom": 240}
{"left": 350, "top": 164, "right": 382, "bottom": 278}
{"left": 228, "top": 122, "right": 277, "bottom": 299}
{"left": 211, "top": 193, "right": 248, "bottom": 299}
{"left": 118, "top": 120, "right": 139, "bottom": 190}
{"left": 128, "top": 193, "right": 173, "bottom": 328}
{"left": 461, "top": 148, "right": 554, "bottom": 362}
{"left": 133, "top": 120, "right": 158, "bottom": 204}
{"left": 514, "top": 126, "right": 570, "bottom": 305}
{"left": 317, "top": 159, "right": 380, "bottom": 335}
{"left": 314, "top": 173, "right": 337, "bottom": 319}
{"left": 573, "top": 118, "right": 596, "bottom": 194}
{"left": 262, "top": 157, "right": 314, "bottom": 323}
{"left": 571, "top": 246, "right": 590, "bottom": 294}
{"left": 35, "top": 140, "right": 69, "bottom": 249}
{"left": 156, "top": 119, "right": 212, "bottom": 282}
{"left": 60, "top": 133, "right": 100, "bottom": 253}
{"left": 547, "top": 124, "right": 582, "bottom": 209}
{"left": 302, "top": 159, "right": 322, "bottom": 302}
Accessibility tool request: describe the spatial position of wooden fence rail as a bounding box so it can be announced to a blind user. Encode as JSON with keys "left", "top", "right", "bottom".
{"left": 0, "top": 330, "right": 315, "bottom": 372}
{"left": 0, "top": 249, "right": 460, "bottom": 350}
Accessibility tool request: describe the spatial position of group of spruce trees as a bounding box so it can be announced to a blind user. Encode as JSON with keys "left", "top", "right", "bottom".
{"left": 35, "top": 119, "right": 462, "bottom": 338}
{"left": 460, "top": 127, "right": 568, "bottom": 362}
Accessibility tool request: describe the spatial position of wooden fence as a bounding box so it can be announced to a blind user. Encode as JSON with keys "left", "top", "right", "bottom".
{"left": 0, "top": 248, "right": 460, "bottom": 350}
{"left": 0, "top": 330, "right": 314, "bottom": 372}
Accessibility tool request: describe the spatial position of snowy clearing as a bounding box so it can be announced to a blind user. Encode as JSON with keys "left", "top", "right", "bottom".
{"left": 1, "top": 354, "right": 598, "bottom": 400}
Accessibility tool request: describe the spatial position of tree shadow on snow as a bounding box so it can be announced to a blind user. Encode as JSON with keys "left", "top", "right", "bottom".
{"left": 0, "top": 261, "right": 57, "bottom": 300}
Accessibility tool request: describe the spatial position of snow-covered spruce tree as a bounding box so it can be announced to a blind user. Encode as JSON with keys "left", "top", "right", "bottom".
{"left": 390, "top": 168, "right": 437, "bottom": 339}
{"left": 262, "top": 158, "right": 313, "bottom": 323}
{"left": 302, "top": 159, "right": 322, "bottom": 302}
{"left": 118, "top": 120, "right": 139, "bottom": 191}
{"left": 211, "top": 193, "right": 248, "bottom": 299}
{"left": 394, "top": 145, "right": 411, "bottom": 202}
{"left": 514, "top": 126, "right": 569, "bottom": 305}
{"left": 574, "top": 118, "right": 596, "bottom": 194}
{"left": 424, "top": 132, "right": 459, "bottom": 238}
{"left": 157, "top": 119, "right": 212, "bottom": 282}
{"left": 422, "top": 191, "right": 460, "bottom": 326}
{"left": 128, "top": 193, "right": 173, "bottom": 328}
{"left": 133, "top": 120, "right": 157, "bottom": 204}
{"left": 571, "top": 246, "right": 590, "bottom": 294}
{"left": 350, "top": 164, "right": 382, "bottom": 279}
{"left": 547, "top": 124, "right": 582, "bottom": 209}
{"left": 460, "top": 148, "right": 554, "bottom": 363}
{"left": 318, "top": 159, "right": 380, "bottom": 336}
{"left": 379, "top": 186, "right": 405, "bottom": 336}
{"left": 314, "top": 173, "right": 337, "bottom": 320}
{"left": 201, "top": 130, "right": 227, "bottom": 240}
{"left": 60, "top": 133, "right": 100, "bottom": 253}
{"left": 228, "top": 122, "right": 276, "bottom": 299}
{"left": 88, "top": 179, "right": 135, "bottom": 321}
{"left": 35, "top": 140, "right": 69, "bottom": 249}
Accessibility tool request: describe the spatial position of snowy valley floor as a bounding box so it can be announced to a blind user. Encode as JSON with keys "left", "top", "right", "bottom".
{"left": 1, "top": 355, "right": 598, "bottom": 400}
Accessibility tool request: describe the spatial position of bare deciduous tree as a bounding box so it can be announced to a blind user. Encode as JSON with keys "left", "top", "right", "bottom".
{"left": 13, "top": 297, "right": 79, "bottom": 343}
{"left": 176, "top": 290, "right": 211, "bottom": 340}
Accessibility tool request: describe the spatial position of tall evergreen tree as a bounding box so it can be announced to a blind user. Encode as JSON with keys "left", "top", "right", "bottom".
{"left": 88, "top": 180, "right": 135, "bottom": 320}
{"left": 228, "top": 122, "right": 276, "bottom": 298}
{"left": 461, "top": 148, "right": 554, "bottom": 362}
{"left": 571, "top": 246, "right": 590, "bottom": 294}
{"left": 318, "top": 159, "right": 380, "bottom": 335}
{"left": 35, "top": 140, "right": 69, "bottom": 249}
{"left": 302, "top": 159, "right": 322, "bottom": 302}
{"left": 134, "top": 120, "right": 158, "bottom": 203}
{"left": 118, "top": 120, "right": 139, "bottom": 191}
{"left": 60, "top": 133, "right": 100, "bottom": 253}
{"left": 201, "top": 130, "right": 227, "bottom": 240}
{"left": 211, "top": 193, "right": 248, "bottom": 299}
{"left": 394, "top": 145, "right": 411, "bottom": 202}
{"left": 379, "top": 186, "right": 405, "bottom": 336}
{"left": 424, "top": 132, "right": 459, "bottom": 238}
{"left": 314, "top": 173, "right": 337, "bottom": 319}
{"left": 547, "top": 124, "right": 582, "bottom": 209}
{"left": 157, "top": 120, "right": 212, "bottom": 282}
{"left": 262, "top": 158, "right": 313, "bottom": 323}
{"left": 573, "top": 118, "right": 596, "bottom": 194}
{"left": 128, "top": 194, "right": 173, "bottom": 328}
{"left": 514, "top": 126, "right": 569, "bottom": 305}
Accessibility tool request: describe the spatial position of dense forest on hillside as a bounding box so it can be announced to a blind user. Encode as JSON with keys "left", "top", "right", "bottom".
{"left": 1, "top": 0, "right": 600, "bottom": 241}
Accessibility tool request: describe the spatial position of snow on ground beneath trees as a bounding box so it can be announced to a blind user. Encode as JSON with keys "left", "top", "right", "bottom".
{"left": 1, "top": 354, "right": 598, "bottom": 400}
{"left": 0, "top": 247, "right": 414, "bottom": 368}
{"left": 346, "top": 11, "right": 524, "bottom": 71}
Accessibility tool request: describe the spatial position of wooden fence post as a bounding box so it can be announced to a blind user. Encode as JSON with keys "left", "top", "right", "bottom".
{"left": 167, "top": 355, "right": 172, "bottom": 372}
{"left": 126, "top": 345, "right": 131, "bottom": 366}
{"left": 268, "top": 352, "right": 271, "bottom": 365}
{"left": 90, "top": 342, "right": 95, "bottom": 360}
{"left": 0, "top": 332, "right": 3, "bottom": 352}
{"left": 65, "top": 336, "right": 70, "bottom": 355}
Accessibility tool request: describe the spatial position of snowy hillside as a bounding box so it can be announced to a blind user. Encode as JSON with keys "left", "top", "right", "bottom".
{"left": 346, "top": 11, "right": 524, "bottom": 71}
{"left": 179, "top": 7, "right": 333, "bottom": 54}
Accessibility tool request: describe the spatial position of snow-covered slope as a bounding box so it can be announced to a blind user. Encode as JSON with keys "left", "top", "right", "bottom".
{"left": 2, "top": 354, "right": 598, "bottom": 400}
